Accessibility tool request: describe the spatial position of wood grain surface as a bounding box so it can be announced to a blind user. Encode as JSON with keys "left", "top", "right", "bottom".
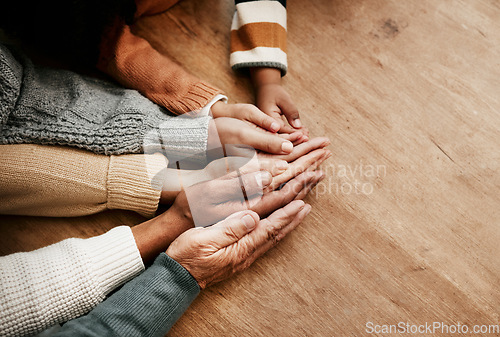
{"left": 1, "top": 0, "right": 499, "bottom": 336}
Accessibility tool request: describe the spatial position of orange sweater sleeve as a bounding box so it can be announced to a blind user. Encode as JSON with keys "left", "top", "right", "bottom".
{"left": 97, "top": 1, "right": 222, "bottom": 115}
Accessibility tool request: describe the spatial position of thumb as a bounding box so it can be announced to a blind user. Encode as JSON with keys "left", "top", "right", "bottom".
{"left": 202, "top": 210, "right": 259, "bottom": 249}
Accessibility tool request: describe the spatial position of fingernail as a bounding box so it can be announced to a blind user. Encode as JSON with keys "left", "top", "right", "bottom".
{"left": 293, "top": 119, "right": 302, "bottom": 128}
{"left": 276, "top": 160, "right": 289, "bottom": 171}
{"left": 322, "top": 139, "right": 331, "bottom": 146}
{"left": 270, "top": 122, "right": 280, "bottom": 132}
{"left": 256, "top": 171, "right": 272, "bottom": 187}
{"left": 281, "top": 141, "right": 293, "bottom": 153}
{"left": 296, "top": 199, "right": 305, "bottom": 209}
{"left": 242, "top": 214, "right": 256, "bottom": 230}
{"left": 304, "top": 204, "right": 312, "bottom": 216}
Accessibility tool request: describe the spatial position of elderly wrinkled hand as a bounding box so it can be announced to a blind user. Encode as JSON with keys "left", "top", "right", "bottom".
{"left": 166, "top": 200, "right": 311, "bottom": 289}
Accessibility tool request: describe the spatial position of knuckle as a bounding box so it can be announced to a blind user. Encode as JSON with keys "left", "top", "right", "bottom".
{"left": 267, "top": 226, "right": 281, "bottom": 247}
{"left": 241, "top": 259, "right": 254, "bottom": 271}
{"left": 190, "top": 236, "right": 204, "bottom": 250}
{"left": 245, "top": 242, "right": 257, "bottom": 258}
{"left": 225, "top": 226, "right": 240, "bottom": 241}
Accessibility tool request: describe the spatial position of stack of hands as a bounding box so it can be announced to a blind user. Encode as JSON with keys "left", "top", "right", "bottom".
{"left": 139, "top": 69, "right": 331, "bottom": 289}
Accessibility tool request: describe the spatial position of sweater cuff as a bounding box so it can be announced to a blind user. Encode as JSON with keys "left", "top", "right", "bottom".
{"left": 79, "top": 226, "right": 145, "bottom": 296}
{"left": 167, "top": 82, "right": 223, "bottom": 115}
{"left": 103, "top": 253, "right": 200, "bottom": 336}
{"left": 197, "top": 94, "right": 228, "bottom": 117}
{"left": 107, "top": 154, "right": 167, "bottom": 217}
{"left": 144, "top": 115, "right": 211, "bottom": 165}
{"left": 60, "top": 253, "right": 200, "bottom": 337}
{"left": 230, "top": 1, "right": 288, "bottom": 75}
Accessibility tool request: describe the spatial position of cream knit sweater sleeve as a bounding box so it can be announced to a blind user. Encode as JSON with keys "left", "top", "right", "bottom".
{"left": 0, "top": 144, "right": 167, "bottom": 218}
{"left": 0, "top": 226, "right": 145, "bottom": 337}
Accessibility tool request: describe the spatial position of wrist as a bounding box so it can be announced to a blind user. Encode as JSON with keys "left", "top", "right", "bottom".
{"left": 250, "top": 67, "right": 282, "bottom": 88}
{"left": 210, "top": 101, "right": 227, "bottom": 118}
{"left": 160, "top": 190, "right": 179, "bottom": 206}
{"left": 132, "top": 207, "right": 194, "bottom": 264}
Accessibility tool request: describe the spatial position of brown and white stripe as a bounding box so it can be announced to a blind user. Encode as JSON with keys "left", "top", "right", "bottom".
{"left": 230, "top": 0, "right": 288, "bottom": 75}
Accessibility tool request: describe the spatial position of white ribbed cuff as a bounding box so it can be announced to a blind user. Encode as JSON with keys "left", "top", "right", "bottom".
{"left": 79, "top": 226, "right": 144, "bottom": 296}
{"left": 198, "top": 94, "right": 228, "bottom": 117}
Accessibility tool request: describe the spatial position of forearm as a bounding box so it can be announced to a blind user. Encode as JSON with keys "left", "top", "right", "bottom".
{"left": 0, "top": 144, "right": 164, "bottom": 217}
{"left": 0, "top": 227, "right": 144, "bottom": 337}
{"left": 53, "top": 253, "right": 200, "bottom": 337}
{"left": 1, "top": 43, "right": 212, "bottom": 159}
{"left": 250, "top": 67, "right": 282, "bottom": 88}
{"left": 97, "top": 19, "right": 221, "bottom": 114}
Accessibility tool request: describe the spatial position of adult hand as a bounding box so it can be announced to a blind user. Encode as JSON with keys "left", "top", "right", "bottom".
{"left": 260, "top": 137, "right": 332, "bottom": 191}
{"left": 161, "top": 136, "right": 330, "bottom": 204}
{"left": 166, "top": 200, "right": 311, "bottom": 289}
{"left": 170, "top": 166, "right": 324, "bottom": 227}
{"left": 207, "top": 117, "right": 301, "bottom": 156}
{"left": 202, "top": 136, "right": 331, "bottom": 192}
{"left": 211, "top": 101, "right": 308, "bottom": 143}
{"left": 211, "top": 102, "right": 281, "bottom": 133}
{"left": 134, "top": 147, "right": 326, "bottom": 262}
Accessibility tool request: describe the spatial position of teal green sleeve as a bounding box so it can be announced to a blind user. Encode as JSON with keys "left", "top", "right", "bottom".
{"left": 53, "top": 253, "right": 200, "bottom": 337}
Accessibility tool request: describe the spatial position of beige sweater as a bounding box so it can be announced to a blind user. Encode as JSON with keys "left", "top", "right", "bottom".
{"left": 0, "top": 144, "right": 168, "bottom": 217}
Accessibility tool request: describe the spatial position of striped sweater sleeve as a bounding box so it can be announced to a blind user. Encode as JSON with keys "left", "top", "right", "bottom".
{"left": 230, "top": 0, "right": 288, "bottom": 75}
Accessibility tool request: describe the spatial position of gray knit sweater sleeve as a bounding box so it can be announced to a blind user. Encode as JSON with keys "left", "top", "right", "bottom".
{"left": 0, "top": 44, "right": 210, "bottom": 162}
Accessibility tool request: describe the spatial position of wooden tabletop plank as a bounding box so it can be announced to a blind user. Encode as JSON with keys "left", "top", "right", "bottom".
{"left": 1, "top": 0, "right": 499, "bottom": 336}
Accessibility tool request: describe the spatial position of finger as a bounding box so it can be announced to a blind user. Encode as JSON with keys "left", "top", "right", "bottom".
{"left": 278, "top": 131, "right": 304, "bottom": 143}
{"left": 293, "top": 135, "right": 309, "bottom": 146}
{"left": 293, "top": 170, "right": 325, "bottom": 200}
{"left": 305, "top": 150, "right": 332, "bottom": 172}
{"left": 260, "top": 137, "right": 330, "bottom": 162}
{"left": 241, "top": 127, "right": 294, "bottom": 155}
{"left": 267, "top": 149, "right": 326, "bottom": 191}
{"left": 242, "top": 200, "right": 306, "bottom": 250}
{"left": 259, "top": 104, "right": 285, "bottom": 129}
{"left": 224, "top": 144, "right": 257, "bottom": 158}
{"left": 203, "top": 210, "right": 260, "bottom": 249}
{"left": 223, "top": 149, "right": 289, "bottom": 177}
{"left": 277, "top": 96, "right": 301, "bottom": 129}
{"left": 223, "top": 155, "right": 288, "bottom": 179}
{"left": 241, "top": 170, "right": 273, "bottom": 197}
{"left": 250, "top": 203, "right": 312, "bottom": 261}
{"left": 278, "top": 124, "right": 298, "bottom": 134}
{"left": 252, "top": 171, "right": 319, "bottom": 216}
{"left": 245, "top": 105, "right": 282, "bottom": 133}
{"left": 238, "top": 157, "right": 289, "bottom": 177}
{"left": 222, "top": 170, "right": 273, "bottom": 199}
{"left": 283, "top": 138, "right": 330, "bottom": 162}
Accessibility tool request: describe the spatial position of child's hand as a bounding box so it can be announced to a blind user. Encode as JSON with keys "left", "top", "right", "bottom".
{"left": 250, "top": 67, "right": 309, "bottom": 139}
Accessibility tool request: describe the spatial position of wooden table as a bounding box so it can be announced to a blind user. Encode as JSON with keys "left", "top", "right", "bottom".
{"left": 1, "top": 0, "right": 499, "bottom": 336}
